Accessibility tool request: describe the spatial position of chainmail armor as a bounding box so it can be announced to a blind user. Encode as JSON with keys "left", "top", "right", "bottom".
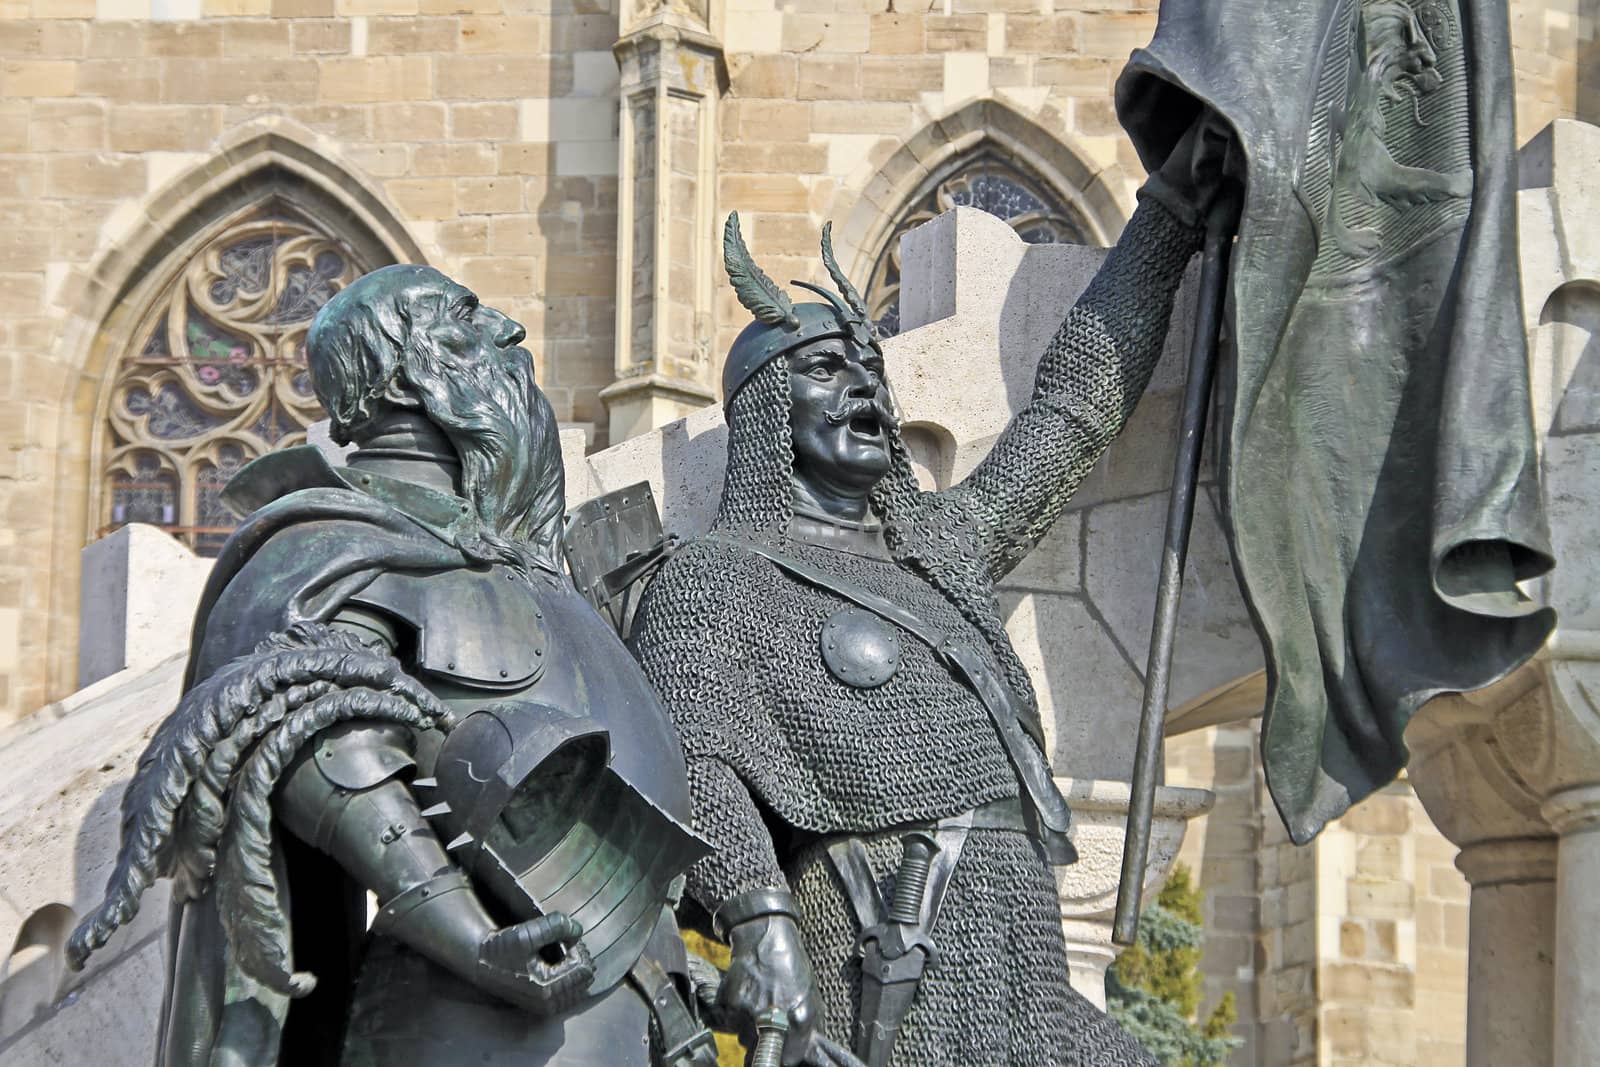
{"left": 633, "top": 198, "right": 1200, "bottom": 1064}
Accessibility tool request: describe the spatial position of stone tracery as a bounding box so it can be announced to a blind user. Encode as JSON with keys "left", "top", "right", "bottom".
{"left": 101, "top": 200, "right": 372, "bottom": 555}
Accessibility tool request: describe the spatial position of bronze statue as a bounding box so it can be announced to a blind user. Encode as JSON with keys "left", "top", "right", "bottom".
{"left": 630, "top": 125, "right": 1229, "bottom": 1065}
{"left": 65, "top": 265, "right": 721, "bottom": 1067}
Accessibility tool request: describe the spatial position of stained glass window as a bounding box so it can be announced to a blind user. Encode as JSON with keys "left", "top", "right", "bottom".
{"left": 865, "top": 151, "right": 1091, "bottom": 337}
{"left": 102, "top": 199, "right": 372, "bottom": 555}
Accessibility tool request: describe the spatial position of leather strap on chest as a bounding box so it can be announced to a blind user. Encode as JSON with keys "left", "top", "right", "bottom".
{"left": 708, "top": 535, "right": 1076, "bottom": 865}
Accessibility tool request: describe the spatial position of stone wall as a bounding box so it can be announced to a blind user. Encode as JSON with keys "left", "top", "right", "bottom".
{"left": 0, "top": 0, "right": 1591, "bottom": 727}
{"left": 1168, "top": 727, "right": 1470, "bottom": 1067}
{"left": 0, "top": 2, "right": 627, "bottom": 725}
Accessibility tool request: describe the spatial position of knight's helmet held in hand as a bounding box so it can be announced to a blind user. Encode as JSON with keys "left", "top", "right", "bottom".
{"left": 720, "top": 212, "right": 883, "bottom": 408}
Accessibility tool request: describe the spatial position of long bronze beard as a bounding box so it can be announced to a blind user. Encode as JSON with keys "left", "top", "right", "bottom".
{"left": 406, "top": 344, "right": 564, "bottom": 571}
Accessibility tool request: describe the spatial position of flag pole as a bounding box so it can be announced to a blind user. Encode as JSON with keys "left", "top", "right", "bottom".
{"left": 1113, "top": 195, "right": 1236, "bottom": 946}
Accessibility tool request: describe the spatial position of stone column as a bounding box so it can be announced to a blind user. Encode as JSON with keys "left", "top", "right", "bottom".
{"left": 1542, "top": 784, "right": 1600, "bottom": 1066}
{"left": 1054, "top": 779, "right": 1215, "bottom": 1009}
{"left": 1503, "top": 653, "right": 1600, "bottom": 1067}
{"left": 1407, "top": 683, "right": 1557, "bottom": 1067}
{"left": 1453, "top": 838, "right": 1558, "bottom": 1064}
{"left": 602, "top": 2, "right": 724, "bottom": 444}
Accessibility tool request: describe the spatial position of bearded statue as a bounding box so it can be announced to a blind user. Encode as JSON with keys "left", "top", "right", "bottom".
{"left": 631, "top": 124, "right": 1229, "bottom": 1066}
{"left": 65, "top": 266, "right": 721, "bottom": 1067}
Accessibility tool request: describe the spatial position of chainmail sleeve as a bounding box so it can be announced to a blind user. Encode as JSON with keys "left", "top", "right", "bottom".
{"left": 631, "top": 546, "right": 791, "bottom": 914}
{"left": 682, "top": 757, "right": 789, "bottom": 908}
{"left": 952, "top": 197, "right": 1203, "bottom": 580}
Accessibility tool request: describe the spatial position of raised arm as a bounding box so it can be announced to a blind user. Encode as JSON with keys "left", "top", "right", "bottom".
{"left": 953, "top": 195, "right": 1203, "bottom": 579}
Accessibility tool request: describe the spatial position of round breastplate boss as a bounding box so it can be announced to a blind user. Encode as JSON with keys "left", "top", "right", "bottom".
{"left": 820, "top": 606, "right": 903, "bottom": 689}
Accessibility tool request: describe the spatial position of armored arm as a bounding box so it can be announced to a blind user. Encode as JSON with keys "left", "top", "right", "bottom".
{"left": 952, "top": 196, "right": 1203, "bottom": 579}
{"left": 686, "top": 760, "right": 826, "bottom": 1067}
{"left": 274, "top": 612, "right": 594, "bottom": 1016}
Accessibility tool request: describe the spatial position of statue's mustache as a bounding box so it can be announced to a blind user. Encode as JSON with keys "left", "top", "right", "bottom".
{"left": 824, "top": 396, "right": 898, "bottom": 431}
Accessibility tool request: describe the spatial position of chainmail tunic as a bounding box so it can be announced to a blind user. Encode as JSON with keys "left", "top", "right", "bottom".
{"left": 633, "top": 198, "right": 1200, "bottom": 1065}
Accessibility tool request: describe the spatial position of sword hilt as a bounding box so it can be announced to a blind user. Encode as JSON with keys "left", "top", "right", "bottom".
{"left": 750, "top": 1008, "right": 789, "bottom": 1067}
{"left": 887, "top": 833, "right": 937, "bottom": 925}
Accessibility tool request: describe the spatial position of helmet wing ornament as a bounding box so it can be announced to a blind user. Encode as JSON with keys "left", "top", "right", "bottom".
{"left": 820, "top": 222, "right": 870, "bottom": 321}
{"left": 723, "top": 212, "right": 799, "bottom": 328}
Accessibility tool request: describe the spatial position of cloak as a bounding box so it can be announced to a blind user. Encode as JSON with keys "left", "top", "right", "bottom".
{"left": 159, "top": 447, "right": 490, "bottom": 1067}
{"left": 1116, "top": 0, "right": 1556, "bottom": 841}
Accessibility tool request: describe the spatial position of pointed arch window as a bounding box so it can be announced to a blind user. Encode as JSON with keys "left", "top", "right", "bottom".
{"left": 101, "top": 196, "right": 380, "bottom": 555}
{"left": 866, "top": 150, "right": 1092, "bottom": 337}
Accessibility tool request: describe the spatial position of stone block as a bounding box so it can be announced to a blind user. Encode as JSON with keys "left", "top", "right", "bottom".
{"left": 808, "top": 98, "right": 907, "bottom": 134}
{"left": 498, "top": 141, "right": 554, "bottom": 175}
{"left": 869, "top": 13, "right": 923, "bottom": 54}
{"left": 438, "top": 55, "right": 561, "bottom": 99}
{"left": 221, "top": 19, "right": 294, "bottom": 57}
{"left": 721, "top": 140, "right": 829, "bottom": 175}
{"left": 718, "top": 173, "right": 811, "bottom": 213}
{"left": 291, "top": 19, "right": 351, "bottom": 53}
{"left": 860, "top": 55, "right": 941, "bottom": 101}
{"left": 207, "top": 0, "right": 273, "bottom": 13}
{"left": 1083, "top": 492, "right": 1261, "bottom": 714}
{"left": 28, "top": 100, "right": 105, "bottom": 151}
{"left": 109, "top": 105, "right": 221, "bottom": 152}
{"left": 169, "top": 57, "right": 321, "bottom": 105}
{"left": 319, "top": 55, "right": 434, "bottom": 102}
{"left": 0, "top": 103, "right": 26, "bottom": 152}
{"left": 554, "top": 139, "right": 616, "bottom": 177}
{"left": 450, "top": 101, "right": 517, "bottom": 139}
{"left": 145, "top": 22, "right": 225, "bottom": 58}
{"left": 1355, "top": 837, "right": 1404, "bottom": 879}
{"left": 369, "top": 14, "right": 459, "bottom": 54}
{"left": 386, "top": 176, "right": 458, "bottom": 219}
{"left": 413, "top": 141, "right": 496, "bottom": 175}
{"left": 2, "top": 59, "right": 75, "bottom": 97}
{"left": 1004, "top": 14, "right": 1079, "bottom": 54}
{"left": 1347, "top": 877, "right": 1415, "bottom": 920}
{"left": 337, "top": 0, "right": 419, "bottom": 13}
{"left": 76, "top": 525, "right": 212, "bottom": 690}
{"left": 459, "top": 176, "right": 523, "bottom": 216}
{"left": 729, "top": 98, "right": 810, "bottom": 141}
{"left": 459, "top": 255, "right": 537, "bottom": 295}
{"left": 77, "top": 58, "right": 162, "bottom": 104}
{"left": 542, "top": 252, "right": 612, "bottom": 296}
{"left": 285, "top": 103, "right": 370, "bottom": 140}
{"left": 728, "top": 53, "right": 796, "bottom": 98}
{"left": 45, "top": 154, "right": 145, "bottom": 200}
{"left": 1542, "top": 433, "right": 1600, "bottom": 627}
{"left": 796, "top": 56, "right": 858, "bottom": 100}
{"left": 435, "top": 216, "right": 489, "bottom": 254}
{"left": 346, "top": 142, "right": 409, "bottom": 177}
{"left": 372, "top": 101, "right": 446, "bottom": 141}
{"left": 550, "top": 14, "right": 614, "bottom": 53}
{"left": 1034, "top": 56, "right": 1116, "bottom": 95}
{"left": 999, "top": 590, "right": 1144, "bottom": 776}
{"left": 781, "top": 13, "right": 870, "bottom": 54}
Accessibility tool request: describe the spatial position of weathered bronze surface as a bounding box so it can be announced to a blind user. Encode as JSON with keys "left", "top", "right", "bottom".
{"left": 631, "top": 149, "right": 1224, "bottom": 1062}
{"left": 66, "top": 265, "right": 718, "bottom": 1067}
{"left": 1117, "top": 0, "right": 1555, "bottom": 844}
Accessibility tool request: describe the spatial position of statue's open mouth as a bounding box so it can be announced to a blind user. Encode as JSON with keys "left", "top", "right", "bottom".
{"left": 848, "top": 412, "right": 883, "bottom": 439}
{"left": 828, "top": 398, "right": 895, "bottom": 440}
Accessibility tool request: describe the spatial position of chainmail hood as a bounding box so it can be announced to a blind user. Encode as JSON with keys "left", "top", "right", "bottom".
{"left": 713, "top": 353, "right": 1046, "bottom": 742}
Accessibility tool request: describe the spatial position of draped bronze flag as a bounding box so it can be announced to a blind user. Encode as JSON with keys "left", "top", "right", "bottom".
{"left": 1115, "top": 0, "right": 1556, "bottom": 843}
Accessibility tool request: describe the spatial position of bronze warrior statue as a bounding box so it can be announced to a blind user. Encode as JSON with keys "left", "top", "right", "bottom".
{"left": 630, "top": 125, "right": 1229, "bottom": 1064}
{"left": 65, "top": 266, "right": 721, "bottom": 1067}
